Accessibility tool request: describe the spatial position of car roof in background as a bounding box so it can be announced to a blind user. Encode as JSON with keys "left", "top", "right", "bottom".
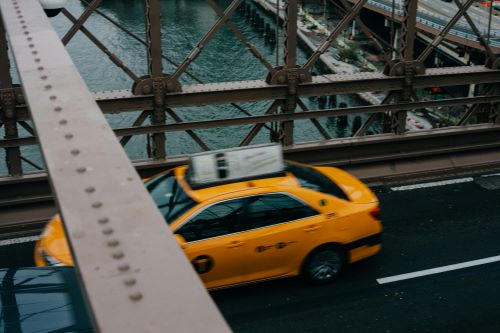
{"left": 0, "top": 267, "right": 92, "bottom": 332}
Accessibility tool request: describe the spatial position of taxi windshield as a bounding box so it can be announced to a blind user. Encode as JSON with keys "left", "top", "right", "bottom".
{"left": 286, "top": 162, "right": 349, "bottom": 201}
{"left": 145, "top": 171, "right": 197, "bottom": 224}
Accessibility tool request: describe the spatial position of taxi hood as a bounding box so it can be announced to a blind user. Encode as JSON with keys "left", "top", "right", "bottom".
{"left": 314, "top": 166, "right": 378, "bottom": 204}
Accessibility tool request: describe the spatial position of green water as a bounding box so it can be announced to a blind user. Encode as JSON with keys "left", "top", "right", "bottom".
{"left": 0, "top": 0, "right": 372, "bottom": 175}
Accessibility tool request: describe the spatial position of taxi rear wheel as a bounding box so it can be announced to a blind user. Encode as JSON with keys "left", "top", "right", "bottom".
{"left": 303, "top": 246, "right": 345, "bottom": 284}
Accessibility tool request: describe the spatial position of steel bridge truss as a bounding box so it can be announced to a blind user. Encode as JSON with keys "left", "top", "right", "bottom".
{"left": 0, "top": 0, "right": 499, "bottom": 331}
{"left": 0, "top": 0, "right": 499, "bottom": 182}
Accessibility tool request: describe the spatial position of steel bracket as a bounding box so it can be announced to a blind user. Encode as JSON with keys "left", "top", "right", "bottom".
{"left": 0, "top": 87, "right": 22, "bottom": 119}
{"left": 132, "top": 74, "right": 182, "bottom": 95}
{"left": 384, "top": 60, "right": 425, "bottom": 77}
{"left": 265, "top": 66, "right": 312, "bottom": 85}
{"left": 485, "top": 56, "right": 500, "bottom": 70}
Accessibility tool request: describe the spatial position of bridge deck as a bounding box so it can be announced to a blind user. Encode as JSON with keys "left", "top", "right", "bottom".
{"left": 2, "top": 173, "right": 499, "bottom": 331}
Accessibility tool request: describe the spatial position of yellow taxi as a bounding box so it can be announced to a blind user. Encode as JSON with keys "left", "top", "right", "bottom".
{"left": 35, "top": 145, "right": 382, "bottom": 290}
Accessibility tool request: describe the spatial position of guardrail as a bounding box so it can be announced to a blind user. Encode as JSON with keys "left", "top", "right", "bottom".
{"left": 367, "top": 0, "right": 500, "bottom": 47}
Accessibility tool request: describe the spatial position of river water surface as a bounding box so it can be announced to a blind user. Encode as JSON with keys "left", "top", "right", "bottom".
{"left": 1, "top": 0, "right": 372, "bottom": 174}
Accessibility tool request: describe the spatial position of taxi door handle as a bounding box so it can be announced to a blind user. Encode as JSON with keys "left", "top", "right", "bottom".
{"left": 227, "top": 241, "right": 245, "bottom": 248}
{"left": 304, "top": 225, "right": 321, "bottom": 232}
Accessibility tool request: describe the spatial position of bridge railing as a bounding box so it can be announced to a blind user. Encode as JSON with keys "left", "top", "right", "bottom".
{"left": 0, "top": 0, "right": 498, "bottom": 184}
{"left": 366, "top": 0, "right": 500, "bottom": 47}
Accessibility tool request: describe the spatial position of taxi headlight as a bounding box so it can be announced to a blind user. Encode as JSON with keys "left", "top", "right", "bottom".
{"left": 40, "top": 249, "right": 66, "bottom": 266}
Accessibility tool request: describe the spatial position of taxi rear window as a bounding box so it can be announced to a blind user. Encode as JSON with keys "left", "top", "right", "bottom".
{"left": 145, "top": 171, "right": 197, "bottom": 224}
{"left": 286, "top": 162, "right": 349, "bottom": 201}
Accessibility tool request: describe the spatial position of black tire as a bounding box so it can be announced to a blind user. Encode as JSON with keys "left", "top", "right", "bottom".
{"left": 303, "top": 247, "right": 345, "bottom": 284}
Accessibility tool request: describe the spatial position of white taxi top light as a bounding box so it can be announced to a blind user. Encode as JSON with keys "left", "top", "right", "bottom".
{"left": 189, "top": 144, "right": 284, "bottom": 186}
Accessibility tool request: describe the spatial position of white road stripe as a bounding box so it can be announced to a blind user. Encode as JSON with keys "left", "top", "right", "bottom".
{"left": 390, "top": 177, "right": 473, "bottom": 191}
{"left": 0, "top": 235, "right": 40, "bottom": 247}
{"left": 481, "top": 173, "right": 500, "bottom": 178}
{"left": 377, "top": 255, "right": 500, "bottom": 284}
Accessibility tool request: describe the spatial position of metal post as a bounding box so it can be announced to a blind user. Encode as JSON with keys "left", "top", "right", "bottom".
{"left": 280, "top": 0, "right": 298, "bottom": 146}
{"left": 276, "top": 0, "right": 280, "bottom": 67}
{"left": 491, "top": 84, "right": 500, "bottom": 125}
{"left": 144, "top": 0, "right": 166, "bottom": 159}
{"left": 487, "top": 0, "right": 493, "bottom": 45}
{"left": 0, "top": 14, "right": 21, "bottom": 175}
{"left": 400, "top": 0, "right": 417, "bottom": 62}
{"left": 392, "top": 0, "right": 418, "bottom": 134}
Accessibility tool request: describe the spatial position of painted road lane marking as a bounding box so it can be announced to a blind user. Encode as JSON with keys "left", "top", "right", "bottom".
{"left": 481, "top": 173, "right": 500, "bottom": 178}
{"left": 390, "top": 177, "right": 473, "bottom": 191}
{"left": 0, "top": 235, "right": 40, "bottom": 247}
{"left": 377, "top": 255, "right": 500, "bottom": 284}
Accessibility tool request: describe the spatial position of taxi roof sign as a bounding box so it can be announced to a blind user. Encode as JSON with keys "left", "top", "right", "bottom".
{"left": 189, "top": 144, "right": 284, "bottom": 187}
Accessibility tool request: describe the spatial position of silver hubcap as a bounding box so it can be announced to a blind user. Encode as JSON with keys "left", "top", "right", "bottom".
{"left": 310, "top": 251, "right": 341, "bottom": 281}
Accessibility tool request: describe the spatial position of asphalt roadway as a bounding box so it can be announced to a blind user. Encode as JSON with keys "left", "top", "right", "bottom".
{"left": 212, "top": 174, "right": 500, "bottom": 332}
{"left": 1, "top": 173, "right": 500, "bottom": 332}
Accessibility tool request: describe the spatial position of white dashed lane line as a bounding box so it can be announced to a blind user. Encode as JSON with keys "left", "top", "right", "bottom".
{"left": 390, "top": 177, "right": 474, "bottom": 191}
{"left": 377, "top": 255, "right": 500, "bottom": 284}
{"left": 390, "top": 173, "right": 500, "bottom": 191}
{"left": 0, "top": 235, "right": 40, "bottom": 247}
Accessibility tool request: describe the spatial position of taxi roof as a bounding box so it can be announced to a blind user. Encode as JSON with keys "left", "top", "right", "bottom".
{"left": 174, "top": 165, "right": 300, "bottom": 203}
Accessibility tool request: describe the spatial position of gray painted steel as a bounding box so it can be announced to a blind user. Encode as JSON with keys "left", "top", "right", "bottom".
{"left": 0, "top": 0, "right": 230, "bottom": 332}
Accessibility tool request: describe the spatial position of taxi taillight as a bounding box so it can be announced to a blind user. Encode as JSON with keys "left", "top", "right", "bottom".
{"left": 370, "top": 207, "right": 381, "bottom": 220}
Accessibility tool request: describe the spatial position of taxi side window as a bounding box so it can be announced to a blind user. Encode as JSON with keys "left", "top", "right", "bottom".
{"left": 177, "top": 199, "right": 246, "bottom": 242}
{"left": 242, "top": 194, "right": 318, "bottom": 231}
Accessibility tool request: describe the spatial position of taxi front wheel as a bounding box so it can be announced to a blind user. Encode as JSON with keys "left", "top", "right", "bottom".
{"left": 303, "top": 247, "right": 345, "bottom": 284}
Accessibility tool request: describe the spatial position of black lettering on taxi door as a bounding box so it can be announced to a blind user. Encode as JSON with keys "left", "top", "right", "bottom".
{"left": 191, "top": 255, "right": 214, "bottom": 274}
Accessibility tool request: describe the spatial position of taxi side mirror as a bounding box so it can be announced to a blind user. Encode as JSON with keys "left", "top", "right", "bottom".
{"left": 174, "top": 234, "right": 187, "bottom": 249}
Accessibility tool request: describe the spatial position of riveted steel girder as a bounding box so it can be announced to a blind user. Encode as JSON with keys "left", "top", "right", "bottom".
{"left": 0, "top": 1, "right": 230, "bottom": 332}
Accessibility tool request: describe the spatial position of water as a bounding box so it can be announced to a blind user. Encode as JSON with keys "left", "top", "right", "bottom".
{"left": 0, "top": 0, "right": 372, "bottom": 175}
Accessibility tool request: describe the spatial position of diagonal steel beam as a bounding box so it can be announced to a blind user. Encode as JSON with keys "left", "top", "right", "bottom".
{"left": 120, "top": 110, "right": 151, "bottom": 147}
{"left": 62, "top": 9, "right": 140, "bottom": 83}
{"left": 417, "top": 0, "right": 475, "bottom": 63}
{"left": 20, "top": 155, "right": 42, "bottom": 170}
{"left": 77, "top": 0, "right": 213, "bottom": 85}
{"left": 297, "top": 98, "right": 332, "bottom": 140}
{"left": 303, "top": 0, "right": 368, "bottom": 71}
{"left": 0, "top": 1, "right": 231, "bottom": 332}
{"left": 165, "top": 108, "right": 210, "bottom": 151}
{"left": 453, "top": 0, "right": 495, "bottom": 60}
{"left": 334, "top": 0, "right": 395, "bottom": 63}
{"left": 356, "top": 92, "right": 395, "bottom": 136}
{"left": 61, "top": 0, "right": 102, "bottom": 45}
{"left": 172, "top": 0, "right": 243, "bottom": 80}
{"left": 206, "top": 0, "right": 275, "bottom": 74}
{"left": 72, "top": 1, "right": 271, "bottom": 133}
{"left": 239, "top": 99, "right": 281, "bottom": 146}
{"left": 353, "top": 112, "right": 378, "bottom": 137}
{"left": 18, "top": 120, "right": 34, "bottom": 135}
{"left": 458, "top": 85, "right": 496, "bottom": 125}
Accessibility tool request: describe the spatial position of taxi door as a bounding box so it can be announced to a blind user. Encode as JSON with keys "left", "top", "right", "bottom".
{"left": 240, "top": 193, "right": 323, "bottom": 281}
{"left": 174, "top": 198, "right": 249, "bottom": 289}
